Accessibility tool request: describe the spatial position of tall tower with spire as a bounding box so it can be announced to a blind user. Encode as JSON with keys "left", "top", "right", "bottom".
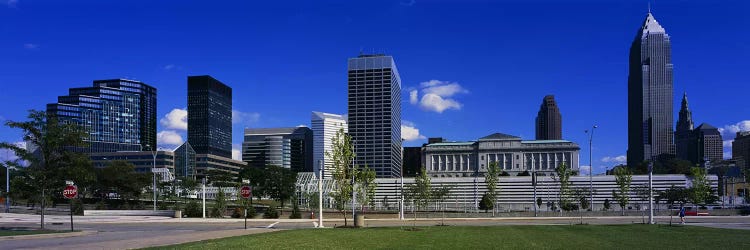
{"left": 675, "top": 93, "right": 695, "bottom": 161}
{"left": 627, "top": 12, "right": 675, "bottom": 167}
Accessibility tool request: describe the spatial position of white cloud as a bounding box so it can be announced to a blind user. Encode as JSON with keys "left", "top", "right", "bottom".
{"left": 601, "top": 155, "right": 627, "bottom": 164}
{"left": 420, "top": 94, "right": 463, "bottom": 113}
{"left": 157, "top": 130, "right": 184, "bottom": 146}
{"left": 7, "top": 0, "right": 18, "bottom": 8}
{"left": 232, "top": 144, "right": 242, "bottom": 161}
{"left": 23, "top": 43, "right": 38, "bottom": 49}
{"left": 400, "top": 0, "right": 415, "bottom": 6}
{"left": 409, "top": 90, "right": 418, "bottom": 104}
{"left": 401, "top": 121, "right": 426, "bottom": 141}
{"left": 0, "top": 141, "right": 26, "bottom": 163}
{"left": 232, "top": 110, "right": 260, "bottom": 125}
{"left": 718, "top": 120, "right": 750, "bottom": 137}
{"left": 409, "top": 80, "right": 468, "bottom": 113}
{"left": 160, "top": 108, "right": 188, "bottom": 131}
{"left": 724, "top": 152, "right": 732, "bottom": 159}
{"left": 723, "top": 140, "right": 733, "bottom": 148}
{"left": 163, "top": 64, "right": 175, "bottom": 70}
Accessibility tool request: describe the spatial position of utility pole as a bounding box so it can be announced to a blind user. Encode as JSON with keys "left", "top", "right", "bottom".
{"left": 586, "top": 125, "right": 597, "bottom": 211}
{"left": 399, "top": 138, "right": 405, "bottom": 220}
{"left": 152, "top": 149, "right": 157, "bottom": 211}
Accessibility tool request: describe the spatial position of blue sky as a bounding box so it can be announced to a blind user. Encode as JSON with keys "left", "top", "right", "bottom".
{"left": 1, "top": 0, "right": 748, "bottom": 175}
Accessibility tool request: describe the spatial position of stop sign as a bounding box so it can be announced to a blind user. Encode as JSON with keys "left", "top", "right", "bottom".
{"left": 63, "top": 185, "right": 77, "bottom": 199}
{"left": 240, "top": 186, "right": 252, "bottom": 199}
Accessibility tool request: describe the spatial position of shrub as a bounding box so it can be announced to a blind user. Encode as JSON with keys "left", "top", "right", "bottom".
{"left": 263, "top": 205, "right": 280, "bottom": 219}
{"left": 479, "top": 193, "right": 494, "bottom": 212}
{"left": 184, "top": 201, "right": 201, "bottom": 218}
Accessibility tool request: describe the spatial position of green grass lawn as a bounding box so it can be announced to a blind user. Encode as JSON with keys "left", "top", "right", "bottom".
{"left": 0, "top": 230, "right": 65, "bottom": 237}
{"left": 148, "top": 224, "right": 750, "bottom": 250}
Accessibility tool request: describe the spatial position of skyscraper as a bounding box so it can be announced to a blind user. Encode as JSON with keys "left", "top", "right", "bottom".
{"left": 695, "top": 123, "right": 723, "bottom": 165}
{"left": 535, "top": 95, "right": 562, "bottom": 140}
{"left": 347, "top": 54, "right": 402, "bottom": 178}
{"left": 675, "top": 93, "right": 695, "bottom": 161}
{"left": 733, "top": 131, "right": 750, "bottom": 169}
{"left": 627, "top": 12, "right": 675, "bottom": 167}
{"left": 242, "top": 127, "right": 313, "bottom": 172}
{"left": 186, "top": 75, "right": 246, "bottom": 179}
{"left": 187, "top": 75, "right": 232, "bottom": 158}
{"left": 47, "top": 79, "right": 157, "bottom": 152}
{"left": 311, "top": 111, "right": 348, "bottom": 178}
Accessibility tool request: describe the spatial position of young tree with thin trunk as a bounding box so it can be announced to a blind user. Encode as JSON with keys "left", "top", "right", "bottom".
{"left": 355, "top": 166, "right": 377, "bottom": 214}
{"left": 555, "top": 162, "right": 573, "bottom": 212}
{"left": 406, "top": 167, "right": 432, "bottom": 225}
{"left": 326, "top": 128, "right": 355, "bottom": 227}
{"left": 485, "top": 161, "right": 501, "bottom": 216}
{"left": 688, "top": 167, "right": 711, "bottom": 212}
{"left": 613, "top": 166, "right": 633, "bottom": 216}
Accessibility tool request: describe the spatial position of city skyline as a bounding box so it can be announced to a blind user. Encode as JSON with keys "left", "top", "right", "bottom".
{"left": 1, "top": 1, "right": 749, "bottom": 175}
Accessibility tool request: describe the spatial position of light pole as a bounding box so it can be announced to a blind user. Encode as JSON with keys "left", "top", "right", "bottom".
{"left": 202, "top": 177, "right": 207, "bottom": 218}
{"left": 585, "top": 125, "right": 597, "bottom": 211}
{"left": 317, "top": 160, "right": 324, "bottom": 228}
{"left": 351, "top": 144, "right": 356, "bottom": 223}
{"left": 399, "top": 138, "right": 404, "bottom": 220}
{"left": 147, "top": 145, "right": 157, "bottom": 211}
{"left": 648, "top": 161, "right": 654, "bottom": 224}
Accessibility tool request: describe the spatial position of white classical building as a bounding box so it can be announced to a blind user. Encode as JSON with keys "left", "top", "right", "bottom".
{"left": 423, "top": 133, "right": 580, "bottom": 177}
{"left": 311, "top": 111, "right": 347, "bottom": 179}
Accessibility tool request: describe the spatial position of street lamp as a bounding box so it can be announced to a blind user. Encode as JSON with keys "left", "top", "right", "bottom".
{"left": 4, "top": 150, "right": 12, "bottom": 213}
{"left": 585, "top": 125, "right": 597, "bottom": 211}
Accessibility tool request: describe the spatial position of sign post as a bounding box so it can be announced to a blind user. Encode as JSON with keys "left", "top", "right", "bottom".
{"left": 63, "top": 181, "right": 77, "bottom": 232}
{"left": 240, "top": 184, "right": 252, "bottom": 230}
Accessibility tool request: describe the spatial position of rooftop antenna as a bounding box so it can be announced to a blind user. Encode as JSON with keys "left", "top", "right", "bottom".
{"left": 648, "top": 1, "right": 651, "bottom": 14}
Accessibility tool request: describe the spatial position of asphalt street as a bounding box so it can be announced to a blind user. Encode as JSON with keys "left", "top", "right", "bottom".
{"left": 1, "top": 213, "right": 749, "bottom": 249}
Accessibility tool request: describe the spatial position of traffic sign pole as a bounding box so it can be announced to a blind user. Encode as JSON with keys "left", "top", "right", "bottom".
{"left": 240, "top": 185, "right": 251, "bottom": 230}
{"left": 63, "top": 183, "right": 77, "bottom": 232}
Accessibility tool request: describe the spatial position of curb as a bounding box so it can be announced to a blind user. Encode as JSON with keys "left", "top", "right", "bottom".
{"left": 0, "top": 230, "right": 97, "bottom": 241}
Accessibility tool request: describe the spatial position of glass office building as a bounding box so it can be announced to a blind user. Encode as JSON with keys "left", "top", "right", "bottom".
{"left": 187, "top": 75, "right": 233, "bottom": 158}
{"left": 347, "top": 54, "right": 402, "bottom": 178}
{"left": 242, "top": 127, "right": 313, "bottom": 172}
{"left": 174, "top": 142, "right": 197, "bottom": 179}
{"left": 47, "top": 79, "right": 157, "bottom": 152}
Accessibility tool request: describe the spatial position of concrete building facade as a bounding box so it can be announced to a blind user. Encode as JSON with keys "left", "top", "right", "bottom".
{"left": 423, "top": 133, "right": 580, "bottom": 178}
{"left": 347, "top": 54, "right": 402, "bottom": 178}
{"left": 311, "top": 112, "right": 348, "bottom": 178}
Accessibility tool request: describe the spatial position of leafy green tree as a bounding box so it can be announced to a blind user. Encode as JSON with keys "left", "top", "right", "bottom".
{"left": 239, "top": 166, "right": 267, "bottom": 202}
{"left": 263, "top": 203, "right": 280, "bottom": 219}
{"left": 432, "top": 184, "right": 452, "bottom": 225}
{"left": 688, "top": 167, "right": 712, "bottom": 210}
{"left": 613, "top": 166, "right": 633, "bottom": 215}
{"left": 184, "top": 200, "right": 201, "bottom": 217}
{"left": 479, "top": 192, "right": 494, "bottom": 212}
{"left": 355, "top": 166, "right": 377, "bottom": 213}
{"left": 555, "top": 162, "right": 573, "bottom": 212}
{"left": 206, "top": 169, "right": 238, "bottom": 188}
{"left": 326, "top": 128, "right": 355, "bottom": 226}
{"left": 94, "top": 161, "right": 150, "bottom": 207}
{"left": 603, "top": 199, "right": 611, "bottom": 211}
{"left": 289, "top": 194, "right": 301, "bottom": 219}
{"left": 406, "top": 167, "right": 432, "bottom": 223}
{"left": 264, "top": 165, "right": 297, "bottom": 210}
{"left": 1, "top": 110, "right": 90, "bottom": 227}
{"left": 485, "top": 161, "right": 501, "bottom": 216}
{"left": 536, "top": 197, "right": 543, "bottom": 209}
{"left": 211, "top": 187, "right": 227, "bottom": 218}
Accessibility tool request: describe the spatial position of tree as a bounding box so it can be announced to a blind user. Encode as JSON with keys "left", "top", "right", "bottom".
{"left": 688, "top": 167, "right": 712, "bottom": 210}
{"left": 633, "top": 184, "right": 650, "bottom": 223}
{"left": 94, "top": 161, "right": 150, "bottom": 208}
{"left": 355, "top": 166, "right": 377, "bottom": 213}
{"left": 432, "top": 184, "right": 452, "bottom": 226}
{"left": 1, "top": 110, "right": 89, "bottom": 228}
{"left": 239, "top": 166, "right": 267, "bottom": 202}
{"left": 603, "top": 199, "right": 611, "bottom": 211}
{"left": 660, "top": 185, "right": 688, "bottom": 225}
{"left": 479, "top": 193, "right": 494, "bottom": 212}
{"left": 536, "top": 197, "right": 543, "bottom": 209}
{"left": 326, "top": 128, "right": 355, "bottom": 226}
{"left": 206, "top": 169, "right": 238, "bottom": 188}
{"left": 554, "top": 162, "right": 573, "bottom": 213}
{"left": 613, "top": 166, "right": 632, "bottom": 215}
{"left": 406, "top": 167, "right": 432, "bottom": 223}
{"left": 289, "top": 193, "right": 302, "bottom": 219}
{"left": 210, "top": 187, "right": 227, "bottom": 218}
{"left": 485, "top": 161, "right": 501, "bottom": 216}
{"left": 264, "top": 166, "right": 297, "bottom": 210}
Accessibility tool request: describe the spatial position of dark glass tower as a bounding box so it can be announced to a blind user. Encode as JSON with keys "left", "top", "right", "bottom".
{"left": 187, "top": 75, "right": 232, "bottom": 158}
{"left": 675, "top": 93, "right": 694, "bottom": 161}
{"left": 47, "top": 79, "right": 157, "bottom": 152}
{"left": 348, "top": 54, "right": 402, "bottom": 178}
{"left": 174, "top": 141, "right": 196, "bottom": 179}
{"left": 627, "top": 13, "right": 675, "bottom": 167}
{"left": 242, "top": 127, "right": 313, "bottom": 172}
{"left": 535, "top": 95, "right": 562, "bottom": 140}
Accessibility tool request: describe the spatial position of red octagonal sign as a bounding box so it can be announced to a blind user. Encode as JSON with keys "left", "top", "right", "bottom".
{"left": 63, "top": 185, "right": 77, "bottom": 199}
{"left": 240, "top": 186, "right": 252, "bottom": 199}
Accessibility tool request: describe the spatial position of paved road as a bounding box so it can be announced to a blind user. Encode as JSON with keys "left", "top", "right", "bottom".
{"left": 2, "top": 213, "right": 749, "bottom": 249}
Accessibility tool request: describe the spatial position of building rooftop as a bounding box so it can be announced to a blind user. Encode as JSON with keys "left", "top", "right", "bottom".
{"left": 521, "top": 140, "right": 574, "bottom": 144}
{"left": 425, "top": 142, "right": 476, "bottom": 147}
{"left": 641, "top": 13, "right": 667, "bottom": 38}
{"left": 479, "top": 133, "right": 521, "bottom": 141}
